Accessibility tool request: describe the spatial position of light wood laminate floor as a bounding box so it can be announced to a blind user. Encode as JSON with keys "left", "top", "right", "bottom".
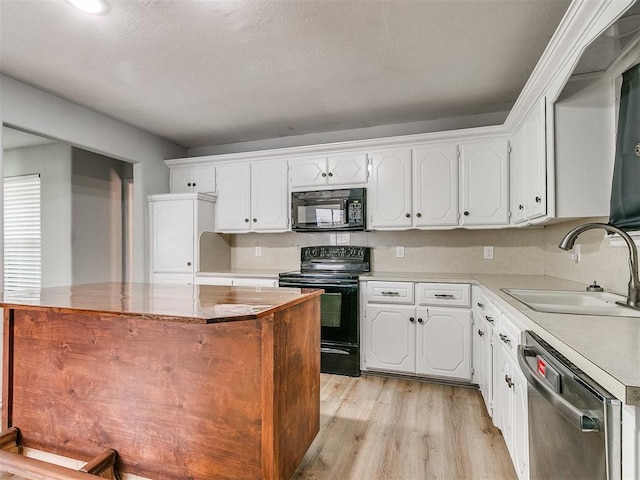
{"left": 293, "top": 374, "right": 516, "bottom": 480}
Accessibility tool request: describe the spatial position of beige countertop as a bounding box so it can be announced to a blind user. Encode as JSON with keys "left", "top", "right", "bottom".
{"left": 196, "top": 269, "right": 282, "bottom": 278}
{"left": 362, "top": 272, "right": 640, "bottom": 406}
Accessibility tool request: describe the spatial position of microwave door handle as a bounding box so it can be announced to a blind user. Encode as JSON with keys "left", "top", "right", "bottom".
{"left": 517, "top": 346, "right": 600, "bottom": 432}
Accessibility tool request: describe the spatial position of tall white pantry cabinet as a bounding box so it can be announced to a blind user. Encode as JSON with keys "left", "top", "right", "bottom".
{"left": 148, "top": 193, "right": 216, "bottom": 284}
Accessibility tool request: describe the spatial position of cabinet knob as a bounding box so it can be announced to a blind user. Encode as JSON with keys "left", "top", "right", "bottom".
{"left": 478, "top": 329, "right": 484, "bottom": 337}
{"left": 518, "top": 204, "right": 524, "bottom": 210}
{"left": 244, "top": 218, "right": 249, "bottom": 223}
{"left": 505, "top": 375, "right": 514, "bottom": 388}
{"left": 253, "top": 218, "right": 257, "bottom": 222}
{"left": 416, "top": 212, "right": 422, "bottom": 218}
{"left": 187, "top": 182, "right": 192, "bottom": 187}
{"left": 409, "top": 317, "right": 415, "bottom": 323}
{"left": 405, "top": 213, "right": 411, "bottom": 218}
{"left": 328, "top": 172, "right": 333, "bottom": 177}
{"left": 535, "top": 196, "right": 541, "bottom": 203}
{"left": 193, "top": 182, "right": 196, "bottom": 187}
{"left": 322, "top": 172, "right": 327, "bottom": 177}
{"left": 463, "top": 211, "right": 469, "bottom": 216}
{"left": 187, "top": 261, "right": 192, "bottom": 266}
{"left": 417, "top": 317, "right": 424, "bottom": 324}
{"left": 477, "top": 302, "right": 485, "bottom": 308}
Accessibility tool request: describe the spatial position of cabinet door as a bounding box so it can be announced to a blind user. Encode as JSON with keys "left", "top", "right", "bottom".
{"left": 510, "top": 127, "right": 527, "bottom": 224}
{"left": 192, "top": 164, "right": 217, "bottom": 193}
{"left": 512, "top": 365, "right": 529, "bottom": 480}
{"left": 413, "top": 144, "right": 459, "bottom": 227}
{"left": 170, "top": 166, "right": 194, "bottom": 193}
{"left": 368, "top": 149, "right": 413, "bottom": 229}
{"left": 363, "top": 304, "right": 415, "bottom": 373}
{"left": 481, "top": 319, "right": 494, "bottom": 417}
{"left": 290, "top": 157, "right": 327, "bottom": 188}
{"left": 150, "top": 199, "right": 194, "bottom": 273}
{"left": 251, "top": 160, "right": 289, "bottom": 232}
{"left": 215, "top": 163, "right": 251, "bottom": 232}
{"left": 416, "top": 307, "right": 471, "bottom": 380}
{"left": 472, "top": 315, "right": 485, "bottom": 386}
{"left": 497, "top": 343, "right": 514, "bottom": 448}
{"left": 327, "top": 153, "right": 368, "bottom": 185}
{"left": 460, "top": 140, "right": 509, "bottom": 226}
{"left": 524, "top": 99, "right": 547, "bottom": 220}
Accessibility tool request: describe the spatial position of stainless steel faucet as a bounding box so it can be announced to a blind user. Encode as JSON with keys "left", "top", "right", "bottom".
{"left": 559, "top": 222, "right": 640, "bottom": 310}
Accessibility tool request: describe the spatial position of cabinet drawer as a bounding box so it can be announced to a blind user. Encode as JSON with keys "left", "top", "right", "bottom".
{"left": 496, "top": 312, "right": 522, "bottom": 360}
{"left": 417, "top": 283, "right": 470, "bottom": 307}
{"left": 366, "top": 281, "right": 414, "bottom": 304}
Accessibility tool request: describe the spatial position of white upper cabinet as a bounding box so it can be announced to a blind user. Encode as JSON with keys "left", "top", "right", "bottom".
{"left": 290, "top": 153, "right": 368, "bottom": 188}
{"left": 149, "top": 193, "right": 216, "bottom": 275}
{"left": 216, "top": 160, "right": 289, "bottom": 233}
{"left": 170, "top": 164, "right": 217, "bottom": 194}
{"left": 368, "top": 149, "right": 413, "bottom": 229}
{"left": 413, "top": 144, "right": 459, "bottom": 227}
{"left": 511, "top": 99, "right": 547, "bottom": 224}
{"left": 460, "top": 139, "right": 509, "bottom": 226}
{"left": 251, "top": 160, "right": 290, "bottom": 232}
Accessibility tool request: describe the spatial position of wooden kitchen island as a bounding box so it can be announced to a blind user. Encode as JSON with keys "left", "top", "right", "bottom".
{"left": 0, "top": 282, "right": 322, "bottom": 480}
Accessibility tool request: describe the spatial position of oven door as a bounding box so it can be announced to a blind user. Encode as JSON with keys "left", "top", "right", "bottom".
{"left": 278, "top": 278, "right": 359, "bottom": 345}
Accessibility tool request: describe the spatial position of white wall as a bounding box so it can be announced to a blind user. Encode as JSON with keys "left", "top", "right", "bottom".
{"left": 3, "top": 143, "right": 73, "bottom": 287}
{"left": 0, "top": 75, "right": 186, "bottom": 282}
{"left": 71, "top": 148, "right": 129, "bottom": 285}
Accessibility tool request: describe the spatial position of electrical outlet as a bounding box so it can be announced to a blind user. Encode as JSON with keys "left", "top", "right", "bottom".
{"left": 484, "top": 246, "right": 494, "bottom": 260}
{"left": 255, "top": 246, "right": 262, "bottom": 257}
{"left": 396, "top": 246, "right": 405, "bottom": 258}
{"left": 336, "top": 233, "right": 351, "bottom": 245}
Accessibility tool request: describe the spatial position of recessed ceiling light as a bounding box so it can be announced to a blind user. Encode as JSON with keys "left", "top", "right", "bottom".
{"left": 66, "top": 0, "right": 108, "bottom": 14}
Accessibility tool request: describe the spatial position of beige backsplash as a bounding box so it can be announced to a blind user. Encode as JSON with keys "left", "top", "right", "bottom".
{"left": 213, "top": 216, "right": 630, "bottom": 294}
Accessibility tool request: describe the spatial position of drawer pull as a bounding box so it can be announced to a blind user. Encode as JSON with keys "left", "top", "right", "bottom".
{"left": 381, "top": 291, "right": 400, "bottom": 296}
{"left": 499, "top": 333, "right": 511, "bottom": 345}
{"left": 477, "top": 302, "right": 485, "bottom": 308}
{"left": 434, "top": 293, "right": 455, "bottom": 299}
{"left": 485, "top": 315, "right": 495, "bottom": 324}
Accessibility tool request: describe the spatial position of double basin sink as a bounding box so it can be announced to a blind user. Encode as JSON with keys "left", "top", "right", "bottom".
{"left": 502, "top": 289, "right": 640, "bottom": 317}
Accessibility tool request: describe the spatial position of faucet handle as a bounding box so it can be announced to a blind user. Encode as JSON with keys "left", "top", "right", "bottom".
{"left": 586, "top": 281, "right": 604, "bottom": 292}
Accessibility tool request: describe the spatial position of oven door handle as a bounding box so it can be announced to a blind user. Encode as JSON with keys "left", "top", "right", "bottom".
{"left": 517, "top": 345, "right": 600, "bottom": 432}
{"left": 279, "top": 279, "right": 357, "bottom": 287}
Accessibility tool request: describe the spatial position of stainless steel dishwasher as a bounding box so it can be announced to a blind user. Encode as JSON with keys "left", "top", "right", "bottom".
{"left": 518, "top": 331, "right": 622, "bottom": 480}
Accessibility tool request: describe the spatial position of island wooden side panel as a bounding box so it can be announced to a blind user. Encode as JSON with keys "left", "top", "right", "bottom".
{"left": 271, "top": 298, "right": 321, "bottom": 480}
{"left": 3, "top": 307, "right": 269, "bottom": 479}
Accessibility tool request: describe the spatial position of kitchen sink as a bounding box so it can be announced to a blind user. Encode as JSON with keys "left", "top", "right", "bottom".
{"left": 502, "top": 288, "right": 640, "bottom": 317}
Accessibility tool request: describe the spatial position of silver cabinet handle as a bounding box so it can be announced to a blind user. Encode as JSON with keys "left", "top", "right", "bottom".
{"left": 485, "top": 315, "right": 495, "bottom": 324}
{"left": 434, "top": 293, "right": 455, "bottom": 299}
{"left": 381, "top": 291, "right": 400, "bottom": 296}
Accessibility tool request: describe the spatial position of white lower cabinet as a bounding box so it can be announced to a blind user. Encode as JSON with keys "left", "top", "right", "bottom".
{"left": 195, "top": 275, "right": 278, "bottom": 287}
{"left": 494, "top": 309, "right": 529, "bottom": 480}
{"left": 362, "top": 281, "right": 471, "bottom": 381}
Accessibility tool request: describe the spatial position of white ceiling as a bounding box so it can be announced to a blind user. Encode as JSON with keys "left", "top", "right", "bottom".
{"left": 0, "top": 0, "right": 571, "bottom": 149}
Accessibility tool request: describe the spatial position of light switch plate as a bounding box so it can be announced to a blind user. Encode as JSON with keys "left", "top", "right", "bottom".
{"left": 396, "top": 246, "right": 405, "bottom": 258}
{"left": 255, "top": 246, "right": 262, "bottom": 257}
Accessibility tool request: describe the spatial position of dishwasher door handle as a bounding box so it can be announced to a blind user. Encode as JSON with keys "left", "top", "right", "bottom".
{"left": 517, "top": 345, "right": 600, "bottom": 432}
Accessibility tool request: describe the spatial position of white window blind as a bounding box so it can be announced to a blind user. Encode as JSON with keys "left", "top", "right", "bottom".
{"left": 3, "top": 174, "right": 42, "bottom": 290}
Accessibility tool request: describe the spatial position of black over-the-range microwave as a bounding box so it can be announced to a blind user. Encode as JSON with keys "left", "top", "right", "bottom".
{"left": 291, "top": 188, "right": 366, "bottom": 232}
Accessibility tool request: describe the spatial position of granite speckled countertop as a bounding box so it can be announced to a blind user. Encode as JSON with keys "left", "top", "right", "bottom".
{"left": 362, "top": 272, "right": 640, "bottom": 406}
